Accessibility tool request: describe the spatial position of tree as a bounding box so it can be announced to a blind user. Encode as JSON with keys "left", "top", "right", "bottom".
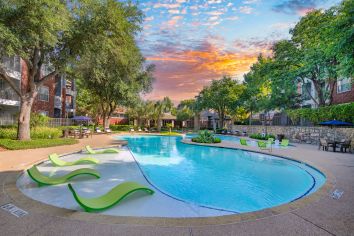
{"left": 197, "top": 76, "right": 244, "bottom": 128}
{"left": 75, "top": 84, "right": 102, "bottom": 124}
{"left": 152, "top": 97, "right": 173, "bottom": 132}
{"left": 176, "top": 99, "right": 195, "bottom": 122}
{"left": 127, "top": 100, "right": 155, "bottom": 127}
{"left": 75, "top": 0, "right": 154, "bottom": 129}
{"left": 0, "top": 0, "right": 72, "bottom": 140}
{"left": 327, "top": 0, "right": 354, "bottom": 77}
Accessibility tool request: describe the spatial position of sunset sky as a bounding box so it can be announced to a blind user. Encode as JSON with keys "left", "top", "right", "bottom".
{"left": 137, "top": 0, "right": 341, "bottom": 103}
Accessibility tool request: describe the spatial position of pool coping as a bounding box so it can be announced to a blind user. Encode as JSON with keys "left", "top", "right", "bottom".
{"left": 3, "top": 141, "right": 335, "bottom": 227}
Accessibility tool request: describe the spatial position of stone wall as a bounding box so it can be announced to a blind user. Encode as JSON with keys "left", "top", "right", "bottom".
{"left": 232, "top": 125, "right": 354, "bottom": 145}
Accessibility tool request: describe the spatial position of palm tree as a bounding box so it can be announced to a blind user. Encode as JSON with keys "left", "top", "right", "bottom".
{"left": 152, "top": 97, "right": 173, "bottom": 132}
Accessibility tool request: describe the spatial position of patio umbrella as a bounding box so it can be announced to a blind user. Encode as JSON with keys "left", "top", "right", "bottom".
{"left": 319, "top": 120, "right": 353, "bottom": 141}
{"left": 72, "top": 116, "right": 91, "bottom": 126}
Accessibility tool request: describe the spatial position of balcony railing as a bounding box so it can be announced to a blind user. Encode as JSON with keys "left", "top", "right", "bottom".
{"left": 66, "top": 89, "right": 76, "bottom": 96}
{"left": 0, "top": 90, "right": 20, "bottom": 101}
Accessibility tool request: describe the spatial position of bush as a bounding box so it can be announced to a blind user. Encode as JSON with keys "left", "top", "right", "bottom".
{"left": 0, "top": 128, "right": 17, "bottom": 139}
{"left": 30, "top": 113, "right": 49, "bottom": 128}
{"left": 0, "top": 127, "right": 62, "bottom": 139}
{"left": 249, "top": 133, "right": 276, "bottom": 140}
{"left": 31, "top": 127, "right": 62, "bottom": 139}
{"left": 0, "top": 138, "right": 78, "bottom": 150}
{"left": 286, "top": 102, "right": 354, "bottom": 124}
{"left": 110, "top": 125, "right": 133, "bottom": 131}
{"left": 192, "top": 130, "right": 221, "bottom": 144}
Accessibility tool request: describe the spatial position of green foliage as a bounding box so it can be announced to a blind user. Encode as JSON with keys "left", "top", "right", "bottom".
{"left": 286, "top": 102, "right": 354, "bottom": 124}
{"left": 0, "top": 128, "right": 17, "bottom": 139}
{"left": 192, "top": 130, "right": 221, "bottom": 144}
{"left": 109, "top": 125, "right": 133, "bottom": 131}
{"left": 75, "top": 0, "right": 154, "bottom": 128}
{"left": 0, "top": 139, "right": 78, "bottom": 150}
{"left": 197, "top": 76, "right": 245, "bottom": 128}
{"left": 249, "top": 133, "right": 276, "bottom": 140}
{"left": 0, "top": 127, "right": 61, "bottom": 139}
{"left": 30, "top": 113, "right": 49, "bottom": 129}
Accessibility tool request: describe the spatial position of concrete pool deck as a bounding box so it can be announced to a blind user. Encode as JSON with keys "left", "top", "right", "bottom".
{"left": 0, "top": 133, "right": 354, "bottom": 235}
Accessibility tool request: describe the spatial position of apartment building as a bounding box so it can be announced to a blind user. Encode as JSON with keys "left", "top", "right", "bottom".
{"left": 0, "top": 56, "right": 76, "bottom": 120}
{"left": 298, "top": 78, "right": 353, "bottom": 108}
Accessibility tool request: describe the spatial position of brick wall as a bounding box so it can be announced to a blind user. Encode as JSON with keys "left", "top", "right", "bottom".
{"left": 32, "top": 77, "right": 55, "bottom": 116}
{"left": 20, "top": 59, "right": 56, "bottom": 117}
{"left": 332, "top": 83, "right": 354, "bottom": 105}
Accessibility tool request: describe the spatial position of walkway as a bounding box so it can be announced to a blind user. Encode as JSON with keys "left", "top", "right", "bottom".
{"left": 0, "top": 134, "right": 353, "bottom": 235}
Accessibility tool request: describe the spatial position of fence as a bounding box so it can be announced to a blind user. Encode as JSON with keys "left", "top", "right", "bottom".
{"left": 0, "top": 118, "right": 74, "bottom": 127}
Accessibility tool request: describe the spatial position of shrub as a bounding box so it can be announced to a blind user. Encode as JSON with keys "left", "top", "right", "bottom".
{"left": 0, "top": 127, "right": 61, "bottom": 139}
{"left": 249, "top": 133, "right": 276, "bottom": 140}
{"left": 31, "top": 127, "right": 62, "bottom": 139}
{"left": 110, "top": 125, "right": 133, "bottom": 131}
{"left": 192, "top": 130, "right": 221, "bottom": 144}
{"left": 0, "top": 138, "right": 78, "bottom": 150}
{"left": 0, "top": 128, "right": 17, "bottom": 139}
{"left": 286, "top": 102, "right": 354, "bottom": 124}
{"left": 30, "top": 113, "right": 49, "bottom": 128}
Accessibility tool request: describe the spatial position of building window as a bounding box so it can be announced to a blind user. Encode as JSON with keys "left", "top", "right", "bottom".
{"left": 38, "top": 86, "right": 49, "bottom": 101}
{"left": 1, "top": 56, "right": 21, "bottom": 72}
{"left": 302, "top": 82, "right": 312, "bottom": 101}
{"left": 337, "top": 78, "right": 352, "bottom": 94}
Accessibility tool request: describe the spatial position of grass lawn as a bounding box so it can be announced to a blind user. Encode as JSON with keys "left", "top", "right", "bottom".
{"left": 0, "top": 138, "right": 78, "bottom": 150}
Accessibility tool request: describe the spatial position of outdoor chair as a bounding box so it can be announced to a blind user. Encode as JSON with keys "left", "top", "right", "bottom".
{"left": 27, "top": 165, "right": 100, "bottom": 187}
{"left": 105, "top": 128, "right": 112, "bottom": 133}
{"left": 144, "top": 128, "right": 149, "bottom": 132}
{"left": 68, "top": 181, "right": 154, "bottom": 212}
{"left": 319, "top": 138, "right": 328, "bottom": 151}
{"left": 240, "top": 138, "right": 248, "bottom": 146}
{"left": 339, "top": 139, "right": 352, "bottom": 153}
{"left": 95, "top": 127, "right": 103, "bottom": 133}
{"left": 258, "top": 141, "right": 271, "bottom": 152}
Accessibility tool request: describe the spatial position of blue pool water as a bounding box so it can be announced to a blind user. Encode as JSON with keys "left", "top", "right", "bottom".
{"left": 117, "top": 135, "right": 325, "bottom": 213}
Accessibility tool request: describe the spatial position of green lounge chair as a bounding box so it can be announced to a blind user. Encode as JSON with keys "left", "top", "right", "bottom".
{"left": 85, "top": 145, "right": 119, "bottom": 154}
{"left": 49, "top": 153, "right": 99, "bottom": 167}
{"left": 280, "top": 139, "right": 289, "bottom": 147}
{"left": 267, "top": 138, "right": 274, "bottom": 144}
{"left": 68, "top": 181, "right": 155, "bottom": 212}
{"left": 258, "top": 141, "right": 271, "bottom": 152}
{"left": 240, "top": 138, "right": 248, "bottom": 146}
{"left": 27, "top": 165, "right": 100, "bottom": 187}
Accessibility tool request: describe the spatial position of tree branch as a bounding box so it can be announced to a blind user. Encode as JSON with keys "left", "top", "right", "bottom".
{"left": 0, "top": 65, "right": 21, "bottom": 96}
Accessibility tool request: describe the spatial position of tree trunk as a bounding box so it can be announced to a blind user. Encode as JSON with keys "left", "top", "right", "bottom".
{"left": 17, "top": 96, "right": 35, "bottom": 140}
{"left": 102, "top": 113, "right": 110, "bottom": 129}
{"left": 193, "top": 113, "right": 200, "bottom": 131}
{"left": 157, "top": 118, "right": 162, "bottom": 132}
{"left": 249, "top": 110, "right": 252, "bottom": 126}
{"left": 218, "top": 110, "right": 224, "bottom": 129}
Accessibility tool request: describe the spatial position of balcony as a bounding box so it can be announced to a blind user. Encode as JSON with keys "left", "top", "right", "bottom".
{"left": 4, "top": 68, "right": 21, "bottom": 80}
{"left": 54, "top": 96, "right": 62, "bottom": 109}
{"left": 66, "top": 89, "right": 76, "bottom": 96}
{"left": 0, "top": 90, "right": 20, "bottom": 106}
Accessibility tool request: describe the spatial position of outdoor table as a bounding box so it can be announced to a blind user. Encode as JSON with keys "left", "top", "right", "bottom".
{"left": 327, "top": 141, "right": 345, "bottom": 152}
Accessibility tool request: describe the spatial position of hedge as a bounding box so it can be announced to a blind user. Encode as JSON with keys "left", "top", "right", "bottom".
{"left": 249, "top": 133, "right": 276, "bottom": 140}
{"left": 0, "top": 138, "right": 78, "bottom": 150}
{"left": 109, "top": 125, "right": 133, "bottom": 131}
{"left": 0, "top": 127, "right": 62, "bottom": 139}
{"left": 286, "top": 102, "right": 354, "bottom": 124}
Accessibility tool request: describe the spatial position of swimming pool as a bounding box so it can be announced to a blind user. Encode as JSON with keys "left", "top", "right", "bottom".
{"left": 118, "top": 135, "right": 325, "bottom": 213}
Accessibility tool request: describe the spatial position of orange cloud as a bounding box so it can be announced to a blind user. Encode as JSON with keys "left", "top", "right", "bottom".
{"left": 144, "top": 40, "right": 272, "bottom": 102}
